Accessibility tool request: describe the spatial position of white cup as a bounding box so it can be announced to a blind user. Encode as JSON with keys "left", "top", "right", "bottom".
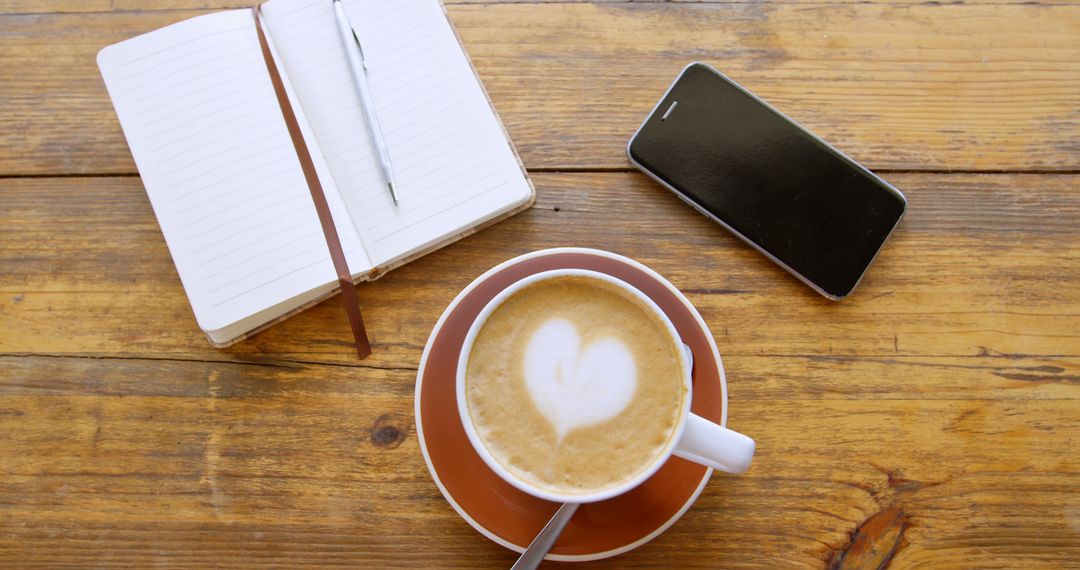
{"left": 456, "top": 269, "right": 756, "bottom": 504}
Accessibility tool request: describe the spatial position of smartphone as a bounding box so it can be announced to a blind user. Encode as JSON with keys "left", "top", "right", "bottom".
{"left": 627, "top": 63, "right": 907, "bottom": 300}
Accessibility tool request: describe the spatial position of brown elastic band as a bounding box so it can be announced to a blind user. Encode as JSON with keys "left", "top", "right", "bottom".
{"left": 252, "top": 6, "right": 371, "bottom": 358}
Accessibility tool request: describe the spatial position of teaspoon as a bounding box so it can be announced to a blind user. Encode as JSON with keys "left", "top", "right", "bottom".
{"left": 510, "top": 502, "right": 580, "bottom": 570}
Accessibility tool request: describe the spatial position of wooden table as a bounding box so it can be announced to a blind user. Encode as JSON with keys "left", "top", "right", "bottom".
{"left": 2, "top": 1, "right": 1077, "bottom": 567}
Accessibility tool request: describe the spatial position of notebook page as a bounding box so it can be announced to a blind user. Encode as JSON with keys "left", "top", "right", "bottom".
{"left": 98, "top": 9, "right": 369, "bottom": 336}
{"left": 259, "top": 12, "right": 375, "bottom": 280}
{"left": 260, "top": 0, "right": 533, "bottom": 267}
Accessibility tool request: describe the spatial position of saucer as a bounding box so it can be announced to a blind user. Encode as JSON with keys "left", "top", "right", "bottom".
{"left": 415, "top": 248, "right": 728, "bottom": 562}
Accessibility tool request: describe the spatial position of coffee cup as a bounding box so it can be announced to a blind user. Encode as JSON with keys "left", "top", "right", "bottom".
{"left": 456, "top": 269, "right": 755, "bottom": 504}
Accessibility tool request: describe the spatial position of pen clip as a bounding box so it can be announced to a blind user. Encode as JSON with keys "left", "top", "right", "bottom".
{"left": 349, "top": 21, "right": 368, "bottom": 71}
{"left": 333, "top": 0, "right": 368, "bottom": 71}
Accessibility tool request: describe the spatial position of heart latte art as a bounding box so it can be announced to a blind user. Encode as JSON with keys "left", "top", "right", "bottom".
{"left": 465, "top": 275, "right": 687, "bottom": 496}
{"left": 524, "top": 319, "right": 638, "bottom": 441}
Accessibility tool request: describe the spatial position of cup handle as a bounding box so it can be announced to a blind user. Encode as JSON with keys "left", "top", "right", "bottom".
{"left": 672, "top": 414, "right": 755, "bottom": 474}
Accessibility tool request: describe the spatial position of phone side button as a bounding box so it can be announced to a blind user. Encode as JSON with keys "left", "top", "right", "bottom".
{"left": 672, "top": 191, "right": 716, "bottom": 222}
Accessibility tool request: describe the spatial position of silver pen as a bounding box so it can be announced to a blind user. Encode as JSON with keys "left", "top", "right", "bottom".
{"left": 332, "top": 0, "right": 399, "bottom": 205}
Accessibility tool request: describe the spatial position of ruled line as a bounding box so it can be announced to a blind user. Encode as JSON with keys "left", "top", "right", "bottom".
{"left": 196, "top": 218, "right": 314, "bottom": 267}
{"left": 211, "top": 256, "right": 329, "bottom": 305}
{"left": 118, "top": 26, "right": 250, "bottom": 70}
{"left": 374, "top": 181, "right": 507, "bottom": 242}
{"left": 259, "top": 0, "right": 529, "bottom": 265}
{"left": 99, "top": 6, "right": 370, "bottom": 327}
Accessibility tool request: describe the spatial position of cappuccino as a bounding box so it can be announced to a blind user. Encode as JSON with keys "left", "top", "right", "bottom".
{"left": 465, "top": 275, "right": 686, "bottom": 497}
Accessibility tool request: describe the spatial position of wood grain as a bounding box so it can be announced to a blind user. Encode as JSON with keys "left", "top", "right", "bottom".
{"left": 0, "top": 353, "right": 1076, "bottom": 568}
{"left": 0, "top": 3, "right": 1077, "bottom": 175}
{"left": 2, "top": 173, "right": 1077, "bottom": 368}
{"left": 0, "top": 0, "right": 1039, "bottom": 14}
{"left": 2, "top": 0, "right": 1078, "bottom": 566}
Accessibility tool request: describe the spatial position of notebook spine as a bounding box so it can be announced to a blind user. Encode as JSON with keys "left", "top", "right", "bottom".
{"left": 205, "top": 0, "right": 536, "bottom": 349}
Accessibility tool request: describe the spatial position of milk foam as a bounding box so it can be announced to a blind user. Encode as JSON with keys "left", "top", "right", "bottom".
{"left": 465, "top": 275, "right": 685, "bottom": 495}
{"left": 523, "top": 318, "right": 637, "bottom": 441}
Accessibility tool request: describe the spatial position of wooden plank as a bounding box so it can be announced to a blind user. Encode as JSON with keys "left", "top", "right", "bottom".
{"left": 1, "top": 172, "right": 1077, "bottom": 368}
{"left": 0, "top": 0, "right": 644, "bottom": 15}
{"left": 0, "top": 0, "right": 1040, "bottom": 14}
{"left": 0, "top": 3, "right": 1077, "bottom": 175}
{"left": 0, "top": 355, "right": 1076, "bottom": 567}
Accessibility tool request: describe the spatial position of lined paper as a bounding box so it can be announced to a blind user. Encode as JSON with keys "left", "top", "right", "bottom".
{"left": 98, "top": 9, "right": 370, "bottom": 336}
{"left": 261, "top": 0, "right": 533, "bottom": 266}
{"left": 98, "top": 0, "right": 531, "bottom": 343}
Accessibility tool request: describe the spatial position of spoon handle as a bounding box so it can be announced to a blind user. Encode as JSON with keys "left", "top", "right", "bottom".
{"left": 511, "top": 502, "right": 580, "bottom": 570}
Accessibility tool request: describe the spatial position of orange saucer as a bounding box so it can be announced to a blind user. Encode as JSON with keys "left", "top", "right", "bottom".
{"left": 415, "top": 248, "right": 728, "bottom": 561}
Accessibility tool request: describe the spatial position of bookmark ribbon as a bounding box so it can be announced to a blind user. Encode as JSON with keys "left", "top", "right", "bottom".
{"left": 252, "top": 6, "right": 371, "bottom": 358}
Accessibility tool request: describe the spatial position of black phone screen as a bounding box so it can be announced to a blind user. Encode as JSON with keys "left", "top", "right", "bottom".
{"left": 628, "top": 64, "right": 906, "bottom": 299}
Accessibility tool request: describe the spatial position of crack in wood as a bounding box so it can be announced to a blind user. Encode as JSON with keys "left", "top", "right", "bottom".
{"left": 0, "top": 353, "right": 419, "bottom": 373}
{"left": 680, "top": 288, "right": 753, "bottom": 295}
{"left": 992, "top": 371, "right": 1080, "bottom": 384}
{"left": 869, "top": 463, "right": 951, "bottom": 497}
{"left": 828, "top": 506, "right": 908, "bottom": 570}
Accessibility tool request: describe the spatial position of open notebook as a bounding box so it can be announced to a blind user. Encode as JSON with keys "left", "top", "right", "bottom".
{"left": 98, "top": 0, "right": 534, "bottom": 346}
